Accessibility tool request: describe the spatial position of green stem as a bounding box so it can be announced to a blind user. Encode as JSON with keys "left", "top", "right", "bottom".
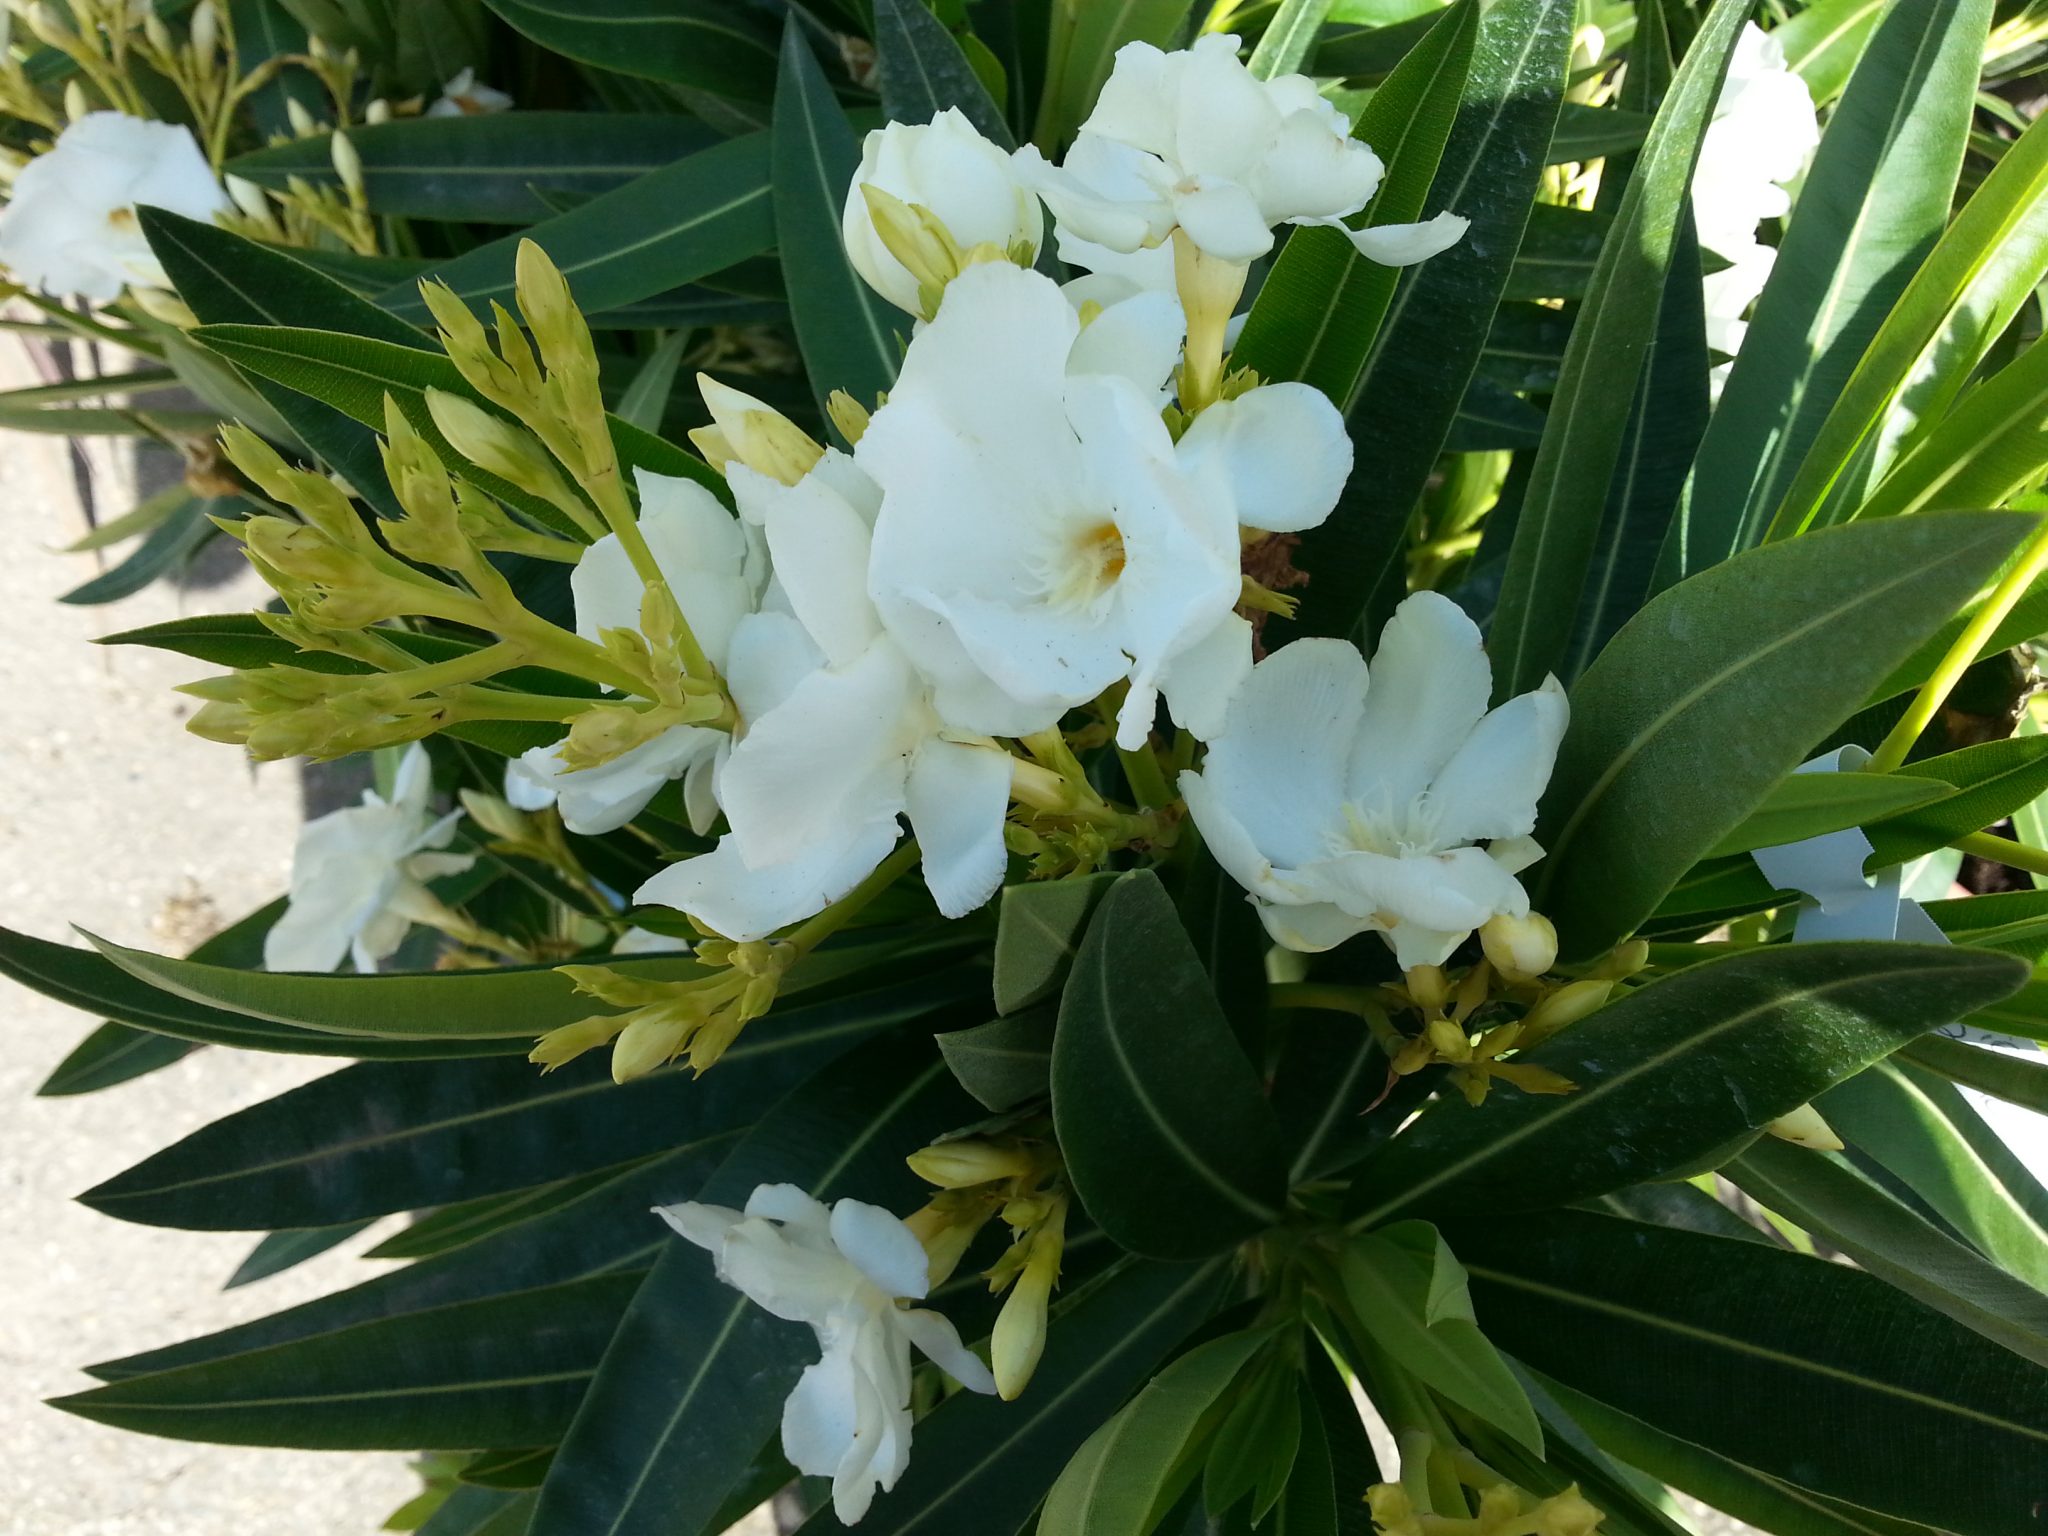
{"left": 1117, "top": 740, "right": 1173, "bottom": 808}
{"left": 1870, "top": 513, "right": 2048, "bottom": 773}
{"left": 1956, "top": 829, "right": 2048, "bottom": 878}
{"left": 784, "top": 839, "right": 922, "bottom": 953}
{"left": 445, "top": 685, "right": 606, "bottom": 724}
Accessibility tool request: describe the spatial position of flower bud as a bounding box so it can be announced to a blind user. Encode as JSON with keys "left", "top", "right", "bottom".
{"left": 611, "top": 1011, "right": 688, "bottom": 1083}
{"left": 459, "top": 788, "right": 534, "bottom": 845}
{"left": 840, "top": 109, "right": 1043, "bottom": 317}
{"left": 1481, "top": 911, "right": 1558, "bottom": 982}
{"left": 286, "top": 97, "right": 320, "bottom": 137}
{"left": 1405, "top": 963, "right": 1450, "bottom": 1012}
{"left": 1766, "top": 1102, "right": 1844, "bottom": 1152}
{"left": 1519, "top": 977, "right": 1615, "bottom": 1047}
{"left": 62, "top": 78, "right": 87, "bottom": 124}
{"left": 241, "top": 516, "right": 360, "bottom": 585}
{"left": 906, "top": 1138, "right": 1036, "bottom": 1190}
{"left": 691, "top": 375, "right": 823, "bottom": 487}
{"left": 424, "top": 388, "right": 583, "bottom": 509}
{"left": 529, "top": 1013, "right": 624, "bottom": 1072}
{"left": 365, "top": 97, "right": 392, "bottom": 125}
{"left": 826, "top": 389, "right": 870, "bottom": 446}
{"left": 330, "top": 129, "right": 364, "bottom": 198}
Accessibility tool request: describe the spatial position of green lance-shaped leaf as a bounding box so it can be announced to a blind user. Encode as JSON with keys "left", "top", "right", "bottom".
{"left": 1774, "top": 108, "right": 2048, "bottom": 540}
{"left": 57, "top": 497, "right": 217, "bottom": 605}
{"left": 51, "top": 1271, "right": 641, "bottom": 1450}
{"left": 226, "top": 114, "right": 722, "bottom": 224}
{"left": 377, "top": 132, "right": 775, "bottom": 321}
{"left": 1346, "top": 943, "right": 2026, "bottom": 1228}
{"left": 1727, "top": 1136, "right": 2048, "bottom": 1370}
{"left": 1704, "top": 768, "right": 1955, "bottom": 859}
{"left": 1265, "top": 0, "right": 1574, "bottom": 650}
{"left": 140, "top": 207, "right": 422, "bottom": 520}
{"left": 773, "top": 20, "right": 903, "bottom": 434}
{"left": 1248, "top": 0, "right": 1336, "bottom": 80}
{"left": 802, "top": 1257, "right": 1235, "bottom": 1535}
{"left": 992, "top": 869, "right": 1119, "bottom": 1014}
{"left": 935, "top": 1005, "right": 1055, "bottom": 1112}
{"left": 1905, "top": 1031, "right": 2048, "bottom": 1113}
{"left": 1454, "top": 1210, "right": 2048, "bottom": 1536}
{"left": 37, "top": 1020, "right": 198, "bottom": 1097}
{"left": 78, "top": 970, "right": 937, "bottom": 1229}
{"left": 1486, "top": 0, "right": 1747, "bottom": 701}
{"left": 1038, "top": 1328, "right": 1270, "bottom": 1536}
{"left": 365, "top": 1164, "right": 643, "bottom": 1264}
{"left": 1535, "top": 1371, "right": 1938, "bottom": 1536}
{"left": 477, "top": 0, "right": 778, "bottom": 97}
{"left": 1776, "top": 0, "right": 1887, "bottom": 108}
{"left": 1504, "top": 204, "right": 1613, "bottom": 302}
{"left": 93, "top": 1138, "right": 737, "bottom": 1384}
{"left": 231, "top": 0, "right": 321, "bottom": 140}
{"left": 0, "top": 923, "right": 506, "bottom": 1060}
{"left": 1229, "top": 0, "right": 1477, "bottom": 405}
{"left": 225, "top": 1221, "right": 375, "bottom": 1290}
{"left": 1850, "top": 334, "right": 2048, "bottom": 523}
{"left": 527, "top": 1034, "right": 977, "bottom": 1536}
{"left": 1822, "top": 1058, "right": 2048, "bottom": 1293}
{"left": 460, "top": 1446, "right": 555, "bottom": 1490}
{"left": 419, "top": 1486, "right": 536, "bottom": 1536}
{"left": 1668, "top": 0, "right": 1989, "bottom": 575}
{"left": 873, "top": 0, "right": 1012, "bottom": 146}
{"left": 1053, "top": 871, "right": 1289, "bottom": 1260}
{"left": 85, "top": 923, "right": 972, "bottom": 1044}
{"left": 1532, "top": 511, "right": 2036, "bottom": 961}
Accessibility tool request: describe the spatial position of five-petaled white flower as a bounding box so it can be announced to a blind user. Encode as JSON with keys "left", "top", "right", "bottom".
{"left": 0, "top": 112, "right": 230, "bottom": 301}
{"left": 1013, "top": 33, "right": 1466, "bottom": 266}
{"left": 635, "top": 450, "right": 1013, "bottom": 940}
{"left": 264, "top": 742, "right": 475, "bottom": 973}
{"left": 842, "top": 108, "right": 1045, "bottom": 317}
{"left": 658, "top": 1184, "right": 996, "bottom": 1526}
{"left": 508, "top": 469, "right": 767, "bottom": 835}
{"left": 858, "top": 260, "right": 1350, "bottom": 750}
{"left": 428, "top": 68, "right": 515, "bottom": 118}
{"left": 1180, "top": 593, "right": 1568, "bottom": 967}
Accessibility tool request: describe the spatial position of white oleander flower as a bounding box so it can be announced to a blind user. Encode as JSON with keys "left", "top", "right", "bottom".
{"left": 1179, "top": 593, "right": 1568, "bottom": 967}
{"left": 264, "top": 742, "right": 474, "bottom": 973}
{"left": 842, "top": 107, "right": 1045, "bottom": 316}
{"left": 635, "top": 452, "right": 1014, "bottom": 940}
{"left": 507, "top": 470, "right": 766, "bottom": 835}
{"left": 428, "top": 68, "right": 514, "bottom": 118}
{"left": 658, "top": 1184, "right": 996, "bottom": 1525}
{"left": 1692, "top": 24, "right": 1818, "bottom": 377}
{"left": 1013, "top": 33, "right": 1466, "bottom": 266}
{"left": 0, "top": 112, "right": 229, "bottom": 301}
{"left": 857, "top": 260, "right": 1349, "bottom": 749}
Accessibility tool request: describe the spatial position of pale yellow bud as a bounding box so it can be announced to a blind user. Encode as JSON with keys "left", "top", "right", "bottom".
{"left": 991, "top": 1249, "right": 1054, "bottom": 1400}
{"left": 1766, "top": 1103, "right": 1844, "bottom": 1152}
{"left": 857, "top": 183, "right": 961, "bottom": 318}
{"left": 1532, "top": 1484, "right": 1605, "bottom": 1536}
{"left": 611, "top": 1011, "right": 688, "bottom": 1083}
{"left": 190, "top": 0, "right": 218, "bottom": 59}
{"left": 1592, "top": 938, "right": 1650, "bottom": 981}
{"left": 25, "top": 4, "right": 71, "bottom": 47}
{"left": 365, "top": 97, "right": 392, "bottom": 125}
{"left": 143, "top": 12, "right": 174, "bottom": 53}
{"left": 696, "top": 374, "right": 823, "bottom": 487}
{"left": 286, "top": 97, "right": 319, "bottom": 137}
{"left": 1480, "top": 911, "right": 1558, "bottom": 982}
{"left": 825, "top": 390, "right": 870, "bottom": 446}
{"left": 330, "top": 129, "right": 364, "bottom": 197}
{"left": 424, "top": 388, "right": 578, "bottom": 504}
{"left": 1405, "top": 964, "right": 1451, "bottom": 1012}
{"left": 458, "top": 788, "right": 533, "bottom": 846}
{"left": 906, "top": 1139, "right": 1036, "bottom": 1190}
{"left": 62, "top": 78, "right": 87, "bottom": 124}
{"left": 529, "top": 1014, "right": 624, "bottom": 1071}
{"left": 225, "top": 173, "right": 276, "bottom": 226}
{"left": 127, "top": 286, "right": 196, "bottom": 328}
{"left": 1520, "top": 978, "right": 1615, "bottom": 1046}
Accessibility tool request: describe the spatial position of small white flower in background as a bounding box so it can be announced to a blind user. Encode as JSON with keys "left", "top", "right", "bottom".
{"left": 1180, "top": 593, "right": 1568, "bottom": 967}
{"left": 1013, "top": 33, "right": 1467, "bottom": 267}
{"left": 508, "top": 469, "right": 768, "bottom": 835}
{"left": 1691, "top": 24, "right": 1819, "bottom": 379}
{"left": 428, "top": 67, "right": 514, "bottom": 118}
{"left": 842, "top": 107, "right": 1044, "bottom": 317}
{"left": 0, "top": 112, "right": 229, "bottom": 301}
{"left": 658, "top": 1184, "right": 996, "bottom": 1525}
{"left": 858, "top": 260, "right": 1350, "bottom": 750}
{"left": 636, "top": 446, "right": 1013, "bottom": 940}
{"left": 264, "top": 742, "right": 475, "bottom": 973}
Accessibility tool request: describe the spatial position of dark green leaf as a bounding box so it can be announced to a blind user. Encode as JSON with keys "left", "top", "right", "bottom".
{"left": 377, "top": 133, "right": 776, "bottom": 320}
{"left": 1548, "top": 102, "right": 1653, "bottom": 164}
{"left": 875, "top": 0, "right": 1013, "bottom": 146}
{"left": 773, "top": 20, "right": 905, "bottom": 432}
{"left": 52, "top": 1273, "right": 640, "bottom": 1449}
{"left": 1728, "top": 1136, "right": 2048, "bottom": 1369}
{"left": 992, "top": 871, "right": 1119, "bottom": 1014}
{"left": 1704, "top": 768, "right": 1955, "bottom": 859}
{"left": 1864, "top": 735, "right": 2048, "bottom": 866}
{"left": 1053, "top": 871, "right": 1288, "bottom": 1259}
{"left": 1455, "top": 1210, "right": 2048, "bottom": 1536}
{"left": 461, "top": 1447, "right": 556, "bottom": 1490}
{"left": 232, "top": 0, "right": 323, "bottom": 140}
{"left": 1265, "top": 0, "right": 1574, "bottom": 650}
{"left": 477, "top": 0, "right": 778, "bottom": 95}
{"left": 1671, "top": 0, "right": 1991, "bottom": 576}
{"left": 935, "top": 1004, "right": 1054, "bottom": 1111}
{"left": 1533, "top": 512, "right": 2036, "bottom": 960}
{"left": 365, "top": 1164, "right": 645, "bottom": 1262}
{"left": 1502, "top": 204, "right": 1610, "bottom": 302}
{"left": 36, "top": 1021, "right": 198, "bottom": 1098}
{"left": 57, "top": 498, "right": 215, "bottom": 605}
{"left": 1904, "top": 1032, "right": 2048, "bottom": 1114}
{"left": 1348, "top": 943, "right": 2026, "bottom": 1226}
{"left": 419, "top": 1486, "right": 536, "bottom": 1536}
{"left": 80, "top": 970, "right": 970, "bottom": 1229}
{"left": 1487, "top": 0, "right": 1748, "bottom": 699}
{"left": 225, "top": 1221, "right": 374, "bottom": 1289}
{"left": 1776, "top": 0, "right": 1886, "bottom": 107}
{"left": 226, "top": 114, "right": 720, "bottom": 223}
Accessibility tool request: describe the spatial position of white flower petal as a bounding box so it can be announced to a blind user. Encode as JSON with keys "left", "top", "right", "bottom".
{"left": 1066, "top": 289, "right": 1186, "bottom": 399}
{"left": 1348, "top": 593, "right": 1493, "bottom": 811}
{"left": 1256, "top": 896, "right": 1372, "bottom": 953}
{"left": 1156, "top": 612, "right": 1254, "bottom": 742}
{"left": 1171, "top": 177, "right": 1274, "bottom": 262}
{"left": 1425, "top": 677, "right": 1569, "bottom": 846}
{"left": 654, "top": 1200, "right": 745, "bottom": 1253}
{"left": 829, "top": 1199, "right": 933, "bottom": 1300}
{"left": 1303, "top": 844, "right": 1529, "bottom": 936}
{"left": 726, "top": 610, "right": 827, "bottom": 726}
{"left": 906, "top": 738, "right": 1013, "bottom": 919}
{"left": 782, "top": 1330, "right": 864, "bottom": 1481}
{"left": 1173, "top": 381, "right": 1352, "bottom": 533}
{"left": 897, "top": 1307, "right": 998, "bottom": 1394}
{"left": 634, "top": 819, "right": 902, "bottom": 942}
{"left": 730, "top": 462, "right": 880, "bottom": 668}
{"left": 746, "top": 1182, "right": 834, "bottom": 1231}
{"left": 1197, "top": 638, "right": 1368, "bottom": 868}
{"left": 1342, "top": 211, "right": 1470, "bottom": 267}
{"left": 719, "top": 1219, "right": 859, "bottom": 1324}
{"left": 518, "top": 726, "right": 720, "bottom": 836}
